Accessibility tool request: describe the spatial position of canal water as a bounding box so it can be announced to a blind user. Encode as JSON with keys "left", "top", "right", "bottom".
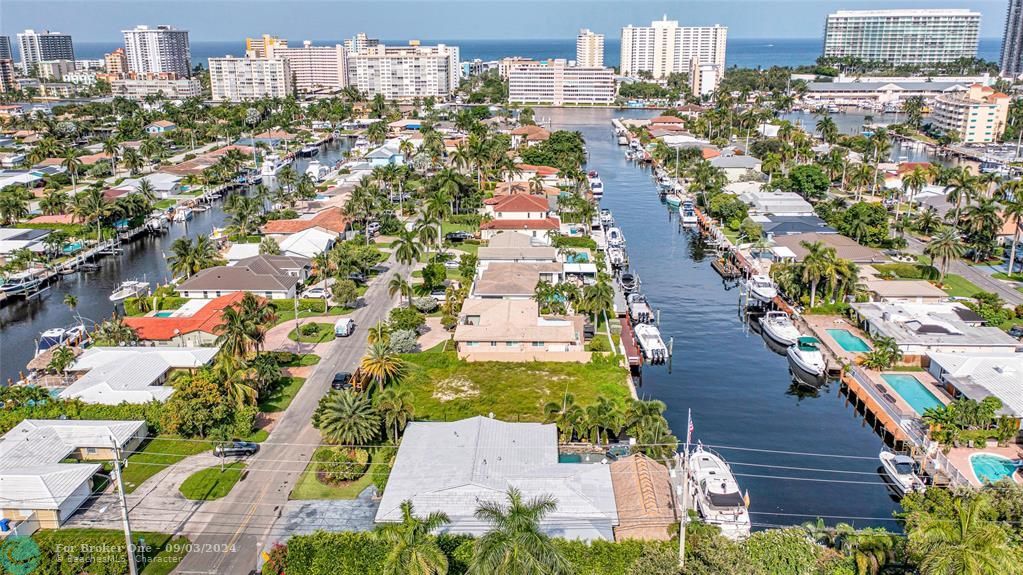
{"left": 0, "top": 139, "right": 348, "bottom": 384}
{"left": 546, "top": 107, "right": 903, "bottom": 530}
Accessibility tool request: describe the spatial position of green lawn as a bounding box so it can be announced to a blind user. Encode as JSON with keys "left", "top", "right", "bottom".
{"left": 280, "top": 353, "right": 321, "bottom": 367}
{"left": 442, "top": 221, "right": 477, "bottom": 235}
{"left": 122, "top": 436, "right": 212, "bottom": 494}
{"left": 872, "top": 262, "right": 939, "bottom": 280}
{"left": 288, "top": 322, "right": 335, "bottom": 343}
{"left": 179, "top": 462, "right": 246, "bottom": 501}
{"left": 939, "top": 274, "right": 983, "bottom": 298}
{"left": 154, "top": 199, "right": 176, "bottom": 210}
{"left": 991, "top": 272, "right": 1023, "bottom": 282}
{"left": 422, "top": 339, "right": 451, "bottom": 353}
{"left": 392, "top": 352, "right": 630, "bottom": 422}
{"left": 290, "top": 449, "right": 378, "bottom": 500}
{"left": 258, "top": 377, "right": 306, "bottom": 412}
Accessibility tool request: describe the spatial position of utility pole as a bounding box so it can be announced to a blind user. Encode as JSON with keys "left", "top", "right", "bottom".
{"left": 677, "top": 449, "right": 689, "bottom": 569}
{"left": 111, "top": 436, "right": 139, "bottom": 575}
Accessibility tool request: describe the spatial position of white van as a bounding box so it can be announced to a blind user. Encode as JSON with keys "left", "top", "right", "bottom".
{"left": 334, "top": 317, "right": 355, "bottom": 337}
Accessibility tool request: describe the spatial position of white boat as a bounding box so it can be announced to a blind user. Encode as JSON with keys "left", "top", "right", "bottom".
{"left": 680, "top": 201, "right": 698, "bottom": 226}
{"left": 627, "top": 293, "right": 655, "bottom": 324}
{"left": 0, "top": 271, "right": 42, "bottom": 295}
{"left": 588, "top": 172, "right": 604, "bottom": 197}
{"left": 305, "top": 160, "right": 329, "bottom": 182}
{"left": 690, "top": 445, "right": 752, "bottom": 540}
{"left": 758, "top": 311, "right": 801, "bottom": 347}
{"left": 260, "top": 153, "right": 292, "bottom": 177}
{"left": 634, "top": 323, "right": 667, "bottom": 364}
{"left": 665, "top": 193, "right": 682, "bottom": 208}
{"left": 299, "top": 144, "right": 319, "bottom": 157}
{"left": 879, "top": 450, "right": 926, "bottom": 496}
{"left": 607, "top": 246, "right": 626, "bottom": 268}
{"left": 606, "top": 227, "right": 624, "bottom": 247}
{"left": 599, "top": 209, "right": 613, "bottom": 227}
{"left": 617, "top": 135, "right": 628, "bottom": 146}
{"left": 619, "top": 272, "right": 638, "bottom": 292}
{"left": 787, "top": 336, "right": 827, "bottom": 377}
{"left": 173, "top": 207, "right": 192, "bottom": 222}
{"left": 747, "top": 275, "right": 777, "bottom": 303}
{"left": 36, "top": 324, "right": 88, "bottom": 356}
{"left": 354, "top": 136, "right": 370, "bottom": 148}
{"left": 109, "top": 279, "right": 150, "bottom": 302}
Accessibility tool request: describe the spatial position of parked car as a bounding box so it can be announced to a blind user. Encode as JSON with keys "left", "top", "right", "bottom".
{"left": 347, "top": 272, "right": 367, "bottom": 284}
{"left": 303, "top": 287, "right": 328, "bottom": 299}
{"left": 334, "top": 317, "right": 355, "bottom": 337}
{"left": 332, "top": 371, "right": 353, "bottom": 390}
{"left": 430, "top": 289, "right": 448, "bottom": 303}
{"left": 443, "top": 258, "right": 460, "bottom": 269}
{"left": 1009, "top": 325, "right": 1023, "bottom": 339}
{"left": 445, "top": 231, "right": 472, "bottom": 242}
{"left": 367, "top": 222, "right": 381, "bottom": 235}
{"left": 214, "top": 441, "right": 259, "bottom": 457}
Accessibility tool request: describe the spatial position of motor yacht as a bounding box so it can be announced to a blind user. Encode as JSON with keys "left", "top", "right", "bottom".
{"left": 619, "top": 272, "right": 638, "bottom": 293}
{"left": 747, "top": 275, "right": 777, "bottom": 303}
{"left": 36, "top": 324, "right": 89, "bottom": 356}
{"left": 690, "top": 445, "right": 752, "bottom": 540}
{"left": 758, "top": 311, "right": 801, "bottom": 347}
{"left": 260, "top": 153, "right": 292, "bottom": 177}
{"left": 787, "top": 336, "right": 827, "bottom": 377}
{"left": 0, "top": 271, "right": 42, "bottom": 296}
{"left": 599, "top": 209, "right": 613, "bottom": 227}
{"left": 879, "top": 450, "right": 926, "bottom": 496}
{"left": 606, "top": 227, "right": 624, "bottom": 247}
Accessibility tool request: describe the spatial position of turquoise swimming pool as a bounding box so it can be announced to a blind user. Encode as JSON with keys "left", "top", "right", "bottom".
{"left": 558, "top": 453, "right": 582, "bottom": 463}
{"left": 826, "top": 329, "right": 871, "bottom": 352}
{"left": 154, "top": 311, "right": 174, "bottom": 318}
{"left": 970, "top": 453, "right": 1018, "bottom": 484}
{"left": 882, "top": 374, "right": 943, "bottom": 415}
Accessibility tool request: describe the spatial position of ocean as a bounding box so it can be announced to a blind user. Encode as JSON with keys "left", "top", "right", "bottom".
{"left": 73, "top": 37, "right": 1004, "bottom": 70}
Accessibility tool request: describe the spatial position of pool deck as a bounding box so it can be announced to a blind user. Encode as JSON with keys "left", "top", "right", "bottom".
{"left": 872, "top": 371, "right": 951, "bottom": 417}
{"left": 946, "top": 445, "right": 1023, "bottom": 487}
{"left": 802, "top": 315, "right": 869, "bottom": 366}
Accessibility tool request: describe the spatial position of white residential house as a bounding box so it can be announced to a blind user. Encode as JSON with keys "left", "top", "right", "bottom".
{"left": 480, "top": 194, "right": 560, "bottom": 242}
{"left": 61, "top": 346, "right": 218, "bottom": 404}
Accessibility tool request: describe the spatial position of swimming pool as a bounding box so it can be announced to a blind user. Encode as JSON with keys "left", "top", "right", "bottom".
{"left": 154, "top": 311, "right": 175, "bottom": 318}
{"left": 558, "top": 453, "right": 582, "bottom": 463}
{"left": 881, "top": 374, "right": 944, "bottom": 415}
{"left": 826, "top": 329, "right": 871, "bottom": 352}
{"left": 970, "top": 453, "right": 1019, "bottom": 484}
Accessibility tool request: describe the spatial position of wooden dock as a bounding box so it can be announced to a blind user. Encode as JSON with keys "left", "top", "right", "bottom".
{"left": 619, "top": 318, "right": 643, "bottom": 368}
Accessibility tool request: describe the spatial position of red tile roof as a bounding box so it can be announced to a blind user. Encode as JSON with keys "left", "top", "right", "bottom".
{"left": 481, "top": 217, "right": 560, "bottom": 231}
{"left": 123, "top": 292, "right": 247, "bottom": 341}
{"left": 262, "top": 208, "right": 348, "bottom": 235}
{"left": 515, "top": 163, "right": 560, "bottom": 177}
{"left": 510, "top": 125, "right": 551, "bottom": 140}
{"left": 492, "top": 182, "right": 561, "bottom": 197}
{"left": 492, "top": 194, "right": 549, "bottom": 213}
{"left": 649, "top": 115, "right": 685, "bottom": 124}
{"left": 896, "top": 162, "right": 932, "bottom": 175}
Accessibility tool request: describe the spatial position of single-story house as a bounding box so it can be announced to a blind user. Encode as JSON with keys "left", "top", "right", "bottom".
{"left": 365, "top": 144, "right": 405, "bottom": 167}
{"left": 480, "top": 218, "right": 560, "bottom": 242}
{"left": 145, "top": 120, "right": 177, "bottom": 134}
{"left": 750, "top": 215, "right": 836, "bottom": 238}
{"left": 0, "top": 419, "right": 147, "bottom": 528}
{"left": 115, "top": 172, "right": 183, "bottom": 198}
{"left": 862, "top": 279, "right": 948, "bottom": 304}
{"left": 926, "top": 352, "right": 1023, "bottom": 421}
{"left": 277, "top": 227, "right": 336, "bottom": 259}
{"left": 123, "top": 292, "right": 248, "bottom": 345}
{"left": 770, "top": 233, "right": 886, "bottom": 264}
{"left": 472, "top": 261, "right": 564, "bottom": 299}
{"left": 850, "top": 301, "right": 1022, "bottom": 356}
{"left": 709, "top": 154, "right": 763, "bottom": 181}
{"left": 477, "top": 231, "right": 558, "bottom": 263}
{"left": 515, "top": 164, "right": 560, "bottom": 185}
{"left": 454, "top": 299, "right": 585, "bottom": 361}
{"left": 60, "top": 346, "right": 218, "bottom": 404}
{"left": 492, "top": 181, "right": 561, "bottom": 198}
{"left": 261, "top": 207, "right": 348, "bottom": 238}
{"left": 737, "top": 190, "right": 814, "bottom": 216}
{"left": 175, "top": 255, "right": 309, "bottom": 299}
{"left": 375, "top": 416, "right": 618, "bottom": 540}
{"left": 610, "top": 454, "right": 678, "bottom": 541}
{"left": 483, "top": 194, "right": 552, "bottom": 220}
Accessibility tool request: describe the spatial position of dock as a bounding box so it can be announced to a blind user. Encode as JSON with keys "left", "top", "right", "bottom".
{"left": 619, "top": 318, "right": 643, "bottom": 368}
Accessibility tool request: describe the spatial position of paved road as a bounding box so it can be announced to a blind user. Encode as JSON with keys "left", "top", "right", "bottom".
{"left": 172, "top": 255, "right": 409, "bottom": 574}
{"left": 903, "top": 235, "right": 1023, "bottom": 305}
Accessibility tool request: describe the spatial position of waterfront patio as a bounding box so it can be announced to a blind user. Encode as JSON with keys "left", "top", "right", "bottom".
{"left": 944, "top": 445, "right": 1023, "bottom": 487}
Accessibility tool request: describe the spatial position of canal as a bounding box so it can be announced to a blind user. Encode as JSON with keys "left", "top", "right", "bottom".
{"left": 0, "top": 139, "right": 348, "bottom": 384}
{"left": 545, "top": 107, "right": 903, "bottom": 530}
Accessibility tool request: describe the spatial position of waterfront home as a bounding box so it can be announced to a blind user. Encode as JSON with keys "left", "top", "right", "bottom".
{"left": 454, "top": 299, "right": 586, "bottom": 361}
{"left": 261, "top": 207, "right": 348, "bottom": 238}
{"left": 175, "top": 255, "right": 310, "bottom": 299}
{"left": 375, "top": 416, "right": 618, "bottom": 540}
{"left": 926, "top": 351, "right": 1023, "bottom": 423}
{"left": 163, "top": 145, "right": 256, "bottom": 177}
{"left": 709, "top": 153, "right": 763, "bottom": 182}
{"left": 60, "top": 346, "right": 217, "bottom": 404}
{"left": 514, "top": 163, "right": 561, "bottom": 185}
{"left": 850, "top": 301, "right": 1021, "bottom": 357}
{"left": 0, "top": 227, "right": 51, "bottom": 257}
{"left": 737, "top": 189, "right": 815, "bottom": 216}
{"left": 803, "top": 80, "right": 968, "bottom": 106}
{"left": 770, "top": 233, "right": 886, "bottom": 264}
{"left": 610, "top": 454, "right": 678, "bottom": 541}
{"left": 477, "top": 231, "right": 558, "bottom": 264}
{"left": 859, "top": 265, "right": 948, "bottom": 303}
{"left": 647, "top": 115, "right": 686, "bottom": 129}
{"left": 114, "top": 172, "right": 183, "bottom": 198}
{"left": 472, "top": 261, "right": 564, "bottom": 299}
{"left": 750, "top": 215, "right": 836, "bottom": 239}
{"left": 145, "top": 119, "right": 177, "bottom": 134}
{"left": 492, "top": 181, "right": 562, "bottom": 199}
{"left": 0, "top": 419, "right": 147, "bottom": 528}
{"left": 480, "top": 194, "right": 560, "bottom": 243}
{"left": 365, "top": 144, "right": 405, "bottom": 167}
{"left": 509, "top": 124, "right": 550, "bottom": 147}
{"left": 276, "top": 227, "right": 336, "bottom": 259}
{"left": 123, "top": 292, "right": 248, "bottom": 345}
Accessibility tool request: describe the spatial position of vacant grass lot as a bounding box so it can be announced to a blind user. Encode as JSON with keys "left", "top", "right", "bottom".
{"left": 179, "top": 462, "right": 246, "bottom": 500}
{"left": 393, "top": 352, "right": 630, "bottom": 422}
{"left": 258, "top": 377, "right": 306, "bottom": 412}
{"left": 870, "top": 263, "right": 981, "bottom": 298}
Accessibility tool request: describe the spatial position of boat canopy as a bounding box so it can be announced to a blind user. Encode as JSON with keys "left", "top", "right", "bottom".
{"left": 796, "top": 337, "right": 820, "bottom": 351}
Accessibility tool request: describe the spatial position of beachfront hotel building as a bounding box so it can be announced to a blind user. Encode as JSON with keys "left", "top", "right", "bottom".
{"left": 508, "top": 59, "right": 615, "bottom": 105}
{"left": 122, "top": 25, "right": 191, "bottom": 78}
{"left": 345, "top": 37, "right": 460, "bottom": 99}
{"left": 16, "top": 30, "right": 74, "bottom": 74}
{"left": 246, "top": 34, "right": 288, "bottom": 58}
{"left": 265, "top": 41, "right": 348, "bottom": 93}
{"left": 209, "top": 56, "right": 292, "bottom": 102}
{"left": 576, "top": 29, "right": 605, "bottom": 68}
{"left": 619, "top": 17, "right": 726, "bottom": 79}
{"left": 1001, "top": 0, "right": 1023, "bottom": 77}
{"left": 930, "top": 84, "right": 1011, "bottom": 143}
{"left": 822, "top": 9, "right": 980, "bottom": 66}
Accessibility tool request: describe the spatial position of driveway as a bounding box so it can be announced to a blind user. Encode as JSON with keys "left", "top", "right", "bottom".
{"left": 904, "top": 235, "right": 1023, "bottom": 305}
{"left": 263, "top": 315, "right": 343, "bottom": 355}
{"left": 259, "top": 486, "right": 380, "bottom": 556}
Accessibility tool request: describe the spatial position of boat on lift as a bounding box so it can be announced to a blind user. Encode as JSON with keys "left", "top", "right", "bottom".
{"left": 298, "top": 144, "right": 319, "bottom": 157}
{"left": 588, "top": 171, "right": 604, "bottom": 197}
{"left": 36, "top": 323, "right": 89, "bottom": 356}
{"left": 747, "top": 275, "right": 777, "bottom": 304}
{"left": 109, "top": 279, "right": 150, "bottom": 303}
{"left": 680, "top": 200, "right": 699, "bottom": 226}
{"left": 664, "top": 192, "right": 683, "bottom": 208}
{"left": 879, "top": 450, "right": 927, "bottom": 496}
{"left": 619, "top": 272, "right": 638, "bottom": 293}
{"left": 305, "top": 160, "right": 329, "bottom": 182}
{"left": 0, "top": 271, "right": 43, "bottom": 296}
{"left": 599, "top": 209, "right": 613, "bottom": 227}
{"left": 758, "top": 311, "right": 801, "bottom": 347}
{"left": 627, "top": 293, "right": 655, "bottom": 324}
{"left": 690, "top": 445, "right": 752, "bottom": 540}
{"left": 173, "top": 207, "right": 193, "bottom": 222}
{"left": 607, "top": 246, "right": 626, "bottom": 268}
{"left": 606, "top": 227, "right": 624, "bottom": 247}
{"left": 260, "top": 153, "right": 292, "bottom": 177}
{"left": 634, "top": 323, "right": 668, "bottom": 364}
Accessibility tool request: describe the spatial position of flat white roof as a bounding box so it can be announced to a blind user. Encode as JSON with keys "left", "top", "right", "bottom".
{"left": 61, "top": 346, "right": 217, "bottom": 404}
{"left": 928, "top": 352, "right": 1023, "bottom": 417}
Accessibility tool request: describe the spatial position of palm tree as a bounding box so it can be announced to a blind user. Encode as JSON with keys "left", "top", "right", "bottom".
{"left": 799, "top": 240, "right": 835, "bottom": 308}
{"left": 376, "top": 500, "right": 450, "bottom": 575}
{"left": 915, "top": 206, "right": 941, "bottom": 236}
{"left": 166, "top": 236, "right": 221, "bottom": 278}
{"left": 469, "top": 487, "right": 571, "bottom": 575}
{"left": 360, "top": 342, "right": 405, "bottom": 392}
{"left": 316, "top": 389, "right": 381, "bottom": 445}
{"left": 943, "top": 167, "right": 980, "bottom": 214}
{"left": 543, "top": 393, "right": 583, "bottom": 442}
{"left": 393, "top": 229, "right": 422, "bottom": 266}
{"left": 376, "top": 387, "right": 415, "bottom": 443}
{"left": 815, "top": 115, "right": 838, "bottom": 144}
{"left": 63, "top": 294, "right": 77, "bottom": 313}
{"left": 213, "top": 355, "right": 259, "bottom": 407}
{"left": 924, "top": 228, "right": 966, "bottom": 284}
{"left": 999, "top": 182, "right": 1023, "bottom": 275}
{"left": 902, "top": 166, "right": 929, "bottom": 212}
{"left": 215, "top": 305, "right": 258, "bottom": 359}
{"left": 913, "top": 497, "right": 1017, "bottom": 575}
{"left": 389, "top": 274, "right": 414, "bottom": 306}
{"left": 102, "top": 138, "right": 120, "bottom": 175}
{"left": 122, "top": 148, "right": 144, "bottom": 175}
{"left": 61, "top": 147, "right": 83, "bottom": 194}
{"left": 579, "top": 281, "right": 614, "bottom": 322}
{"left": 94, "top": 316, "right": 138, "bottom": 345}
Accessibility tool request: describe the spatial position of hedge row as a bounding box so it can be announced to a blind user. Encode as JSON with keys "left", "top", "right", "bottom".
{"left": 0, "top": 529, "right": 189, "bottom": 575}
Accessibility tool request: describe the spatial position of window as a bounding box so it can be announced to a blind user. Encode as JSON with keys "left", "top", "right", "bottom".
{"left": 532, "top": 341, "right": 544, "bottom": 348}
{"left": 490, "top": 341, "right": 497, "bottom": 347}
{"left": 85, "top": 447, "right": 97, "bottom": 454}
{"left": 506, "top": 341, "right": 518, "bottom": 347}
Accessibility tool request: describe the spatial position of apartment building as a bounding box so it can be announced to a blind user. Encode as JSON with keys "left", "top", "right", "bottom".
{"left": 508, "top": 59, "right": 615, "bottom": 106}
{"left": 110, "top": 75, "right": 203, "bottom": 100}
{"left": 620, "top": 17, "right": 726, "bottom": 78}
{"left": 267, "top": 41, "right": 347, "bottom": 93}
{"left": 16, "top": 29, "right": 74, "bottom": 74}
{"left": 0, "top": 60, "right": 16, "bottom": 93}
{"left": 1002, "top": 0, "right": 1023, "bottom": 77}
{"left": 931, "top": 84, "right": 1011, "bottom": 144}
{"left": 689, "top": 59, "right": 721, "bottom": 96}
{"left": 346, "top": 39, "right": 459, "bottom": 99}
{"left": 123, "top": 25, "right": 191, "bottom": 78}
{"left": 246, "top": 34, "right": 288, "bottom": 58}
{"left": 499, "top": 57, "right": 536, "bottom": 79}
{"left": 823, "top": 10, "right": 981, "bottom": 66}
{"left": 576, "top": 29, "right": 605, "bottom": 68}
{"left": 209, "top": 56, "right": 292, "bottom": 102}
{"left": 36, "top": 59, "right": 75, "bottom": 81}
{"left": 0, "top": 36, "right": 11, "bottom": 61}
{"left": 104, "top": 48, "right": 128, "bottom": 76}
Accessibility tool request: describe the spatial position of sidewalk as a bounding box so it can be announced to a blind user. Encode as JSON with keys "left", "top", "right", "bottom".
{"left": 904, "top": 236, "right": 1023, "bottom": 305}
{"left": 264, "top": 315, "right": 343, "bottom": 354}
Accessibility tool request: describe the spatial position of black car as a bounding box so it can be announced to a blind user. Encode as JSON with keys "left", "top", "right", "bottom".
{"left": 332, "top": 371, "right": 353, "bottom": 390}
{"left": 347, "top": 272, "right": 367, "bottom": 284}
{"left": 445, "top": 231, "right": 472, "bottom": 242}
{"left": 214, "top": 441, "right": 259, "bottom": 457}
{"left": 1009, "top": 325, "right": 1023, "bottom": 340}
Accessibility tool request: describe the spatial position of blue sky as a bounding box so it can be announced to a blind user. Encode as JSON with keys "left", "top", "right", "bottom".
{"left": 1, "top": 0, "right": 1010, "bottom": 41}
